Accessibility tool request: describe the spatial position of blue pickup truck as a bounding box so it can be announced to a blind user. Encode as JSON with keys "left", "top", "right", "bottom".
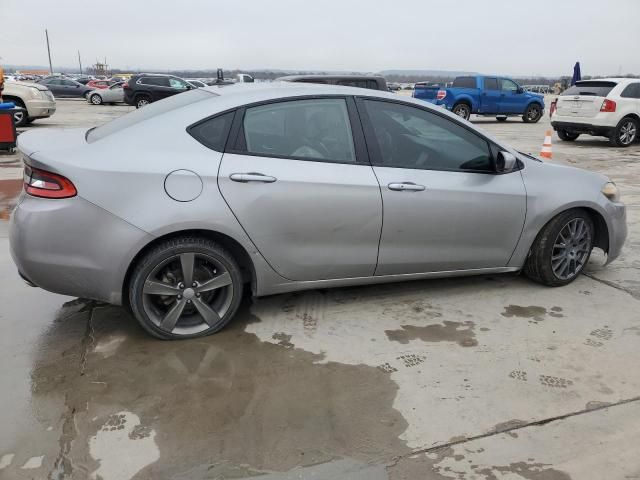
{"left": 413, "top": 75, "right": 545, "bottom": 123}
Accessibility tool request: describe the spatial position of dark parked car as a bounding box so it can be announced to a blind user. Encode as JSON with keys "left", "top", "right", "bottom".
{"left": 278, "top": 75, "right": 388, "bottom": 91}
{"left": 123, "top": 74, "right": 193, "bottom": 108}
{"left": 36, "top": 78, "right": 94, "bottom": 98}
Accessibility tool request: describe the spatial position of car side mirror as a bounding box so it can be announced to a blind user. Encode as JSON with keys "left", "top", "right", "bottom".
{"left": 496, "top": 151, "right": 517, "bottom": 172}
{"left": 516, "top": 87, "right": 524, "bottom": 94}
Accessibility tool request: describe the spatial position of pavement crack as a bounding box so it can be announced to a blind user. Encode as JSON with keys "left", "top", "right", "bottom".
{"left": 48, "top": 302, "right": 98, "bottom": 479}
{"left": 584, "top": 272, "right": 640, "bottom": 300}
{"left": 389, "top": 395, "right": 640, "bottom": 467}
{"left": 79, "top": 306, "right": 96, "bottom": 376}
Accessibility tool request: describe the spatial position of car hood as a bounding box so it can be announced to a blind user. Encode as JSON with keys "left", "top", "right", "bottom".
{"left": 6, "top": 81, "right": 50, "bottom": 92}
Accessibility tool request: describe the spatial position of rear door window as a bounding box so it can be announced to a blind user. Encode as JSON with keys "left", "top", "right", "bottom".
{"left": 141, "top": 76, "right": 170, "bottom": 87}
{"left": 561, "top": 81, "right": 617, "bottom": 97}
{"left": 241, "top": 98, "right": 356, "bottom": 163}
{"left": 484, "top": 78, "right": 499, "bottom": 90}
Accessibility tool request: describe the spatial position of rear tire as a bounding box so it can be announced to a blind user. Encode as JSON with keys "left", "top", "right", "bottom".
{"left": 557, "top": 129, "right": 580, "bottom": 141}
{"left": 90, "top": 93, "right": 103, "bottom": 105}
{"left": 129, "top": 237, "right": 243, "bottom": 340}
{"left": 135, "top": 95, "right": 151, "bottom": 109}
{"left": 522, "top": 103, "right": 543, "bottom": 123}
{"left": 452, "top": 103, "right": 471, "bottom": 120}
{"left": 524, "top": 209, "right": 594, "bottom": 287}
{"left": 609, "top": 117, "right": 638, "bottom": 147}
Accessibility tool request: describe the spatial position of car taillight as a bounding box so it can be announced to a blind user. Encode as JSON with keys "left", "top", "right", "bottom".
{"left": 600, "top": 99, "right": 616, "bottom": 112}
{"left": 436, "top": 90, "right": 447, "bottom": 100}
{"left": 24, "top": 165, "right": 77, "bottom": 199}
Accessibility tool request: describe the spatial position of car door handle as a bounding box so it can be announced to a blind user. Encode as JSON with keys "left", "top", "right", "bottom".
{"left": 229, "top": 172, "right": 277, "bottom": 183}
{"left": 388, "top": 182, "right": 425, "bottom": 192}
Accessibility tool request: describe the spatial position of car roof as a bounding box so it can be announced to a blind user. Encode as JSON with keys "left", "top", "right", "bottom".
{"left": 201, "top": 81, "right": 395, "bottom": 100}
{"left": 577, "top": 78, "right": 639, "bottom": 84}
{"left": 277, "top": 74, "right": 385, "bottom": 81}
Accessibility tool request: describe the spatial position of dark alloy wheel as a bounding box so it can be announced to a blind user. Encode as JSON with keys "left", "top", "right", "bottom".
{"left": 452, "top": 103, "right": 471, "bottom": 120}
{"left": 522, "top": 104, "right": 542, "bottom": 123}
{"left": 609, "top": 117, "right": 638, "bottom": 147}
{"left": 129, "top": 237, "right": 243, "bottom": 339}
{"left": 524, "top": 209, "right": 594, "bottom": 286}
{"left": 557, "top": 129, "right": 580, "bottom": 141}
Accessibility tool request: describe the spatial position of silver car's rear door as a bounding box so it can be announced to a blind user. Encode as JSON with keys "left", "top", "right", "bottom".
{"left": 358, "top": 98, "right": 526, "bottom": 275}
{"left": 218, "top": 97, "right": 382, "bottom": 281}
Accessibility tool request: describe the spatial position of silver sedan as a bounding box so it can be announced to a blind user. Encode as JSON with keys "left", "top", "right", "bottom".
{"left": 10, "top": 83, "right": 627, "bottom": 339}
{"left": 86, "top": 82, "right": 125, "bottom": 105}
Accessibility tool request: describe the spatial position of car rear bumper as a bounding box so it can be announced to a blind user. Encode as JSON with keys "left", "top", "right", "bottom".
{"left": 9, "top": 193, "right": 154, "bottom": 305}
{"left": 551, "top": 120, "right": 614, "bottom": 137}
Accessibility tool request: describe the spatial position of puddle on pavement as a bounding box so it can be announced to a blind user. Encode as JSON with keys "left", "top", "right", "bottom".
{"left": 0, "top": 178, "right": 21, "bottom": 220}
{"left": 27, "top": 299, "right": 410, "bottom": 479}
{"left": 384, "top": 321, "right": 478, "bottom": 347}
{"left": 501, "top": 305, "right": 564, "bottom": 323}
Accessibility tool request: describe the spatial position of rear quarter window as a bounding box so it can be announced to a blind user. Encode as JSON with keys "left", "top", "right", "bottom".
{"left": 188, "top": 111, "right": 235, "bottom": 152}
{"left": 621, "top": 83, "right": 640, "bottom": 99}
{"left": 561, "top": 81, "right": 617, "bottom": 97}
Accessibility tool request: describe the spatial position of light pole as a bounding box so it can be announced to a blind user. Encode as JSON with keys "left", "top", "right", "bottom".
{"left": 45, "top": 29, "right": 53, "bottom": 75}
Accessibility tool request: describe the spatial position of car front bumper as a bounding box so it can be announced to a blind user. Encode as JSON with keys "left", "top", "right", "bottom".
{"left": 603, "top": 200, "right": 627, "bottom": 264}
{"left": 25, "top": 98, "right": 56, "bottom": 119}
{"left": 9, "top": 193, "right": 153, "bottom": 305}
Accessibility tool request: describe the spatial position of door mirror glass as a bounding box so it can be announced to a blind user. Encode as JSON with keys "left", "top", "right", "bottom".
{"left": 496, "top": 151, "right": 517, "bottom": 172}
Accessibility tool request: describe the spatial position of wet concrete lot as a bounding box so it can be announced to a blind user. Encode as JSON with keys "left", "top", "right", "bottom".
{"left": 1, "top": 98, "right": 640, "bottom": 479}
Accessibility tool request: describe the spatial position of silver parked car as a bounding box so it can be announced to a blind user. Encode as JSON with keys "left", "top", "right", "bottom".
{"left": 87, "top": 82, "right": 125, "bottom": 105}
{"left": 10, "top": 83, "right": 627, "bottom": 339}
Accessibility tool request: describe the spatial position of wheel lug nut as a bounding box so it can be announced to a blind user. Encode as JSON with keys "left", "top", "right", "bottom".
{"left": 192, "top": 282, "right": 197, "bottom": 287}
{"left": 196, "top": 293, "right": 200, "bottom": 297}
{"left": 179, "top": 283, "right": 184, "bottom": 289}
{"left": 187, "top": 299, "right": 191, "bottom": 304}
{"left": 177, "top": 295, "right": 182, "bottom": 299}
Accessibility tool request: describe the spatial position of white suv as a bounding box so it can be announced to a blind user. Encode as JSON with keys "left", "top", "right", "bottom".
{"left": 551, "top": 78, "right": 640, "bottom": 147}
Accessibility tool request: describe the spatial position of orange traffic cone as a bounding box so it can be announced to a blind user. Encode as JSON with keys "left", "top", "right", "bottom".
{"left": 540, "top": 130, "right": 553, "bottom": 159}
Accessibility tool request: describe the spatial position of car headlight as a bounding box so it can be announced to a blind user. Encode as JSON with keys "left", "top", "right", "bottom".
{"left": 601, "top": 182, "right": 620, "bottom": 202}
{"left": 29, "top": 87, "right": 41, "bottom": 99}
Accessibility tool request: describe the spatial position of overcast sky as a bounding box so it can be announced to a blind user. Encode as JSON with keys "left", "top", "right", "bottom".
{"left": 1, "top": 0, "right": 639, "bottom": 76}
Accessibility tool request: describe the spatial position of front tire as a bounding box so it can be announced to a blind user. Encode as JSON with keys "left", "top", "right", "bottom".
{"left": 557, "top": 129, "right": 580, "bottom": 141}
{"left": 129, "top": 237, "right": 243, "bottom": 340}
{"left": 522, "top": 103, "right": 543, "bottom": 123}
{"left": 609, "top": 117, "right": 638, "bottom": 147}
{"left": 452, "top": 103, "right": 471, "bottom": 120}
{"left": 90, "top": 93, "right": 103, "bottom": 105}
{"left": 9, "top": 99, "right": 28, "bottom": 127}
{"left": 524, "top": 209, "right": 594, "bottom": 287}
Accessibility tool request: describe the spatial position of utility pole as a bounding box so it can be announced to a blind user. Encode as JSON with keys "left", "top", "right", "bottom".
{"left": 45, "top": 29, "right": 53, "bottom": 75}
{"left": 78, "top": 50, "right": 83, "bottom": 76}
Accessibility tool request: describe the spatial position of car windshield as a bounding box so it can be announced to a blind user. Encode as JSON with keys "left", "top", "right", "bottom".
{"left": 86, "top": 88, "right": 215, "bottom": 143}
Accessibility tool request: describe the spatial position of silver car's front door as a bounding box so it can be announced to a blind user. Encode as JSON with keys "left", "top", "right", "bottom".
{"left": 358, "top": 98, "right": 526, "bottom": 276}
{"left": 218, "top": 97, "right": 382, "bottom": 281}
